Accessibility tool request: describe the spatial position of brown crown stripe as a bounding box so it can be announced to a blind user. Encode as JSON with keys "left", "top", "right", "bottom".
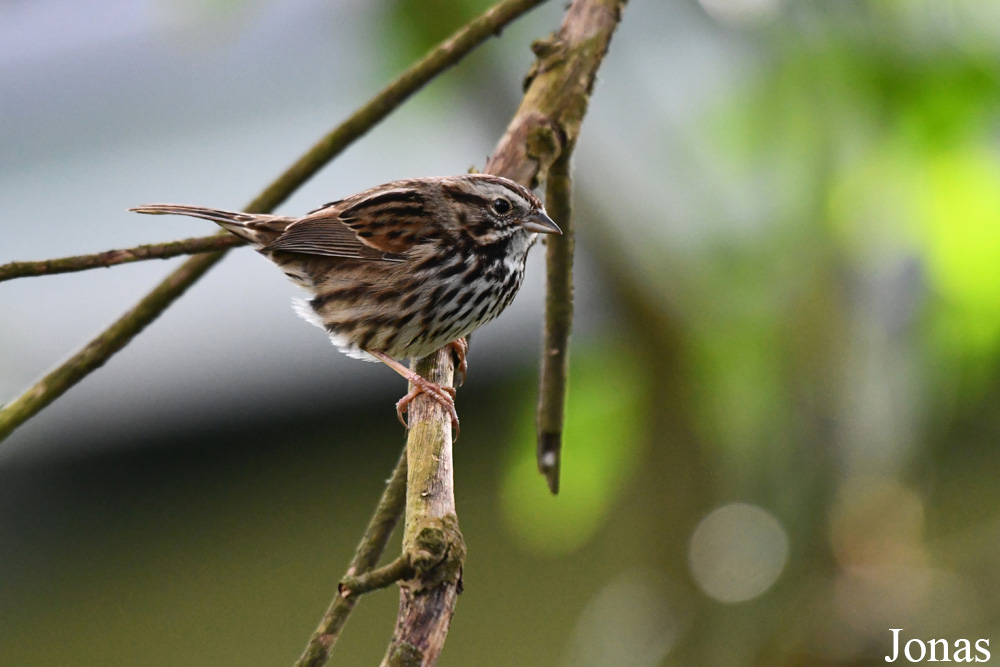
{"left": 441, "top": 185, "right": 493, "bottom": 210}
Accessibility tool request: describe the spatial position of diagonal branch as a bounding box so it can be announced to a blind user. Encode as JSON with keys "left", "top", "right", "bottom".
{"left": 0, "top": 0, "right": 549, "bottom": 446}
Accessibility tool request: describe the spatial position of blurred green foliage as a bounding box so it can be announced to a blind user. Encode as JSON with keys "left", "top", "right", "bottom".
{"left": 501, "top": 344, "right": 645, "bottom": 557}
{"left": 379, "top": 0, "right": 497, "bottom": 70}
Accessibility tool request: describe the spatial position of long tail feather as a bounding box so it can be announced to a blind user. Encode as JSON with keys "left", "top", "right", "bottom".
{"left": 130, "top": 204, "right": 290, "bottom": 247}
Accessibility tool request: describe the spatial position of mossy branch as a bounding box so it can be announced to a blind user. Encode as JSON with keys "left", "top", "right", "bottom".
{"left": 485, "top": 0, "right": 628, "bottom": 187}
{"left": 0, "top": 0, "right": 549, "bottom": 446}
{"left": 379, "top": 348, "right": 465, "bottom": 667}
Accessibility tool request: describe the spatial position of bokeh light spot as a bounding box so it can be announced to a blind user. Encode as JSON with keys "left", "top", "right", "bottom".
{"left": 564, "top": 571, "right": 677, "bottom": 667}
{"left": 688, "top": 502, "right": 789, "bottom": 603}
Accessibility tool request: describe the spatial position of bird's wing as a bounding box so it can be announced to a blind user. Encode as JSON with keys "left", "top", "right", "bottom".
{"left": 266, "top": 184, "right": 436, "bottom": 260}
{"left": 264, "top": 216, "right": 395, "bottom": 261}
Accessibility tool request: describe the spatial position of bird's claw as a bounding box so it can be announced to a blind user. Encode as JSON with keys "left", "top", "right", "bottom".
{"left": 395, "top": 378, "right": 460, "bottom": 439}
{"left": 449, "top": 338, "right": 469, "bottom": 387}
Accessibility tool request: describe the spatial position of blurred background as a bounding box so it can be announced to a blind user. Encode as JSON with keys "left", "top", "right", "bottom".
{"left": 2, "top": 0, "right": 999, "bottom": 665}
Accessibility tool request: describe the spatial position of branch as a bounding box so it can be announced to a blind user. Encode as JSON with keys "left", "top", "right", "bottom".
{"left": 339, "top": 555, "right": 415, "bottom": 596}
{"left": 381, "top": 0, "right": 627, "bottom": 662}
{"left": 294, "top": 449, "right": 408, "bottom": 667}
{"left": 487, "top": 0, "right": 625, "bottom": 488}
{"left": 380, "top": 348, "right": 465, "bottom": 667}
{"left": 0, "top": 0, "right": 549, "bottom": 446}
{"left": 0, "top": 235, "right": 245, "bottom": 283}
{"left": 485, "top": 0, "right": 628, "bottom": 187}
{"left": 536, "top": 147, "right": 575, "bottom": 494}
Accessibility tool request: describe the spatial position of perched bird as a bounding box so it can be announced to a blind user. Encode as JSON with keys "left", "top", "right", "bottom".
{"left": 132, "top": 174, "right": 560, "bottom": 434}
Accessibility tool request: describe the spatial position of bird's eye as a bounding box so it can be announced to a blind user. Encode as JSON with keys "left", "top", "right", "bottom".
{"left": 491, "top": 198, "right": 511, "bottom": 215}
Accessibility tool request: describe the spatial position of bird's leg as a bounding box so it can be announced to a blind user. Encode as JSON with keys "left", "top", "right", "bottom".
{"left": 449, "top": 337, "right": 468, "bottom": 387}
{"left": 366, "top": 349, "right": 460, "bottom": 437}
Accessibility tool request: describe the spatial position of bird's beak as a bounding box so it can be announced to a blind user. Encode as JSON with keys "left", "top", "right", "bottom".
{"left": 522, "top": 210, "right": 562, "bottom": 235}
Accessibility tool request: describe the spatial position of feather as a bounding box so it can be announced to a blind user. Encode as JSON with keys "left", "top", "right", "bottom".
{"left": 266, "top": 215, "right": 402, "bottom": 261}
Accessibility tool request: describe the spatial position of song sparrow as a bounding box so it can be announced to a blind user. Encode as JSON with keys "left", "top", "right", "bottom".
{"left": 132, "top": 174, "right": 560, "bottom": 434}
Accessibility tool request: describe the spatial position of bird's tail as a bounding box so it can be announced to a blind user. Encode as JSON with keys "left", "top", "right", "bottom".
{"left": 130, "top": 204, "right": 291, "bottom": 247}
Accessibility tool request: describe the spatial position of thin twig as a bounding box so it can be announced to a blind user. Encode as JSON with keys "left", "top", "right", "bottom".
{"left": 0, "top": 0, "right": 549, "bottom": 446}
{"left": 0, "top": 235, "right": 245, "bottom": 283}
{"left": 380, "top": 348, "right": 464, "bottom": 667}
{"left": 294, "top": 449, "right": 408, "bottom": 667}
{"left": 339, "top": 555, "right": 415, "bottom": 597}
{"left": 536, "top": 146, "right": 575, "bottom": 494}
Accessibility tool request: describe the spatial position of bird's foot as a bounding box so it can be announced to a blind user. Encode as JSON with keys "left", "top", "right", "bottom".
{"left": 395, "top": 379, "right": 460, "bottom": 438}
